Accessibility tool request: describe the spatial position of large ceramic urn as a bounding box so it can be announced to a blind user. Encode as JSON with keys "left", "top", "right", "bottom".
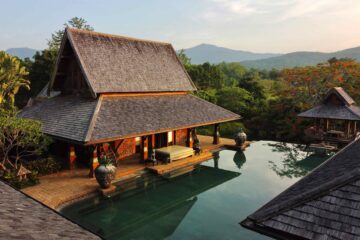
{"left": 234, "top": 129, "right": 247, "bottom": 147}
{"left": 95, "top": 164, "right": 116, "bottom": 189}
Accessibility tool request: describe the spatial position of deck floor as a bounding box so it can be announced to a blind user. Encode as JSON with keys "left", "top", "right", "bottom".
{"left": 22, "top": 135, "right": 245, "bottom": 209}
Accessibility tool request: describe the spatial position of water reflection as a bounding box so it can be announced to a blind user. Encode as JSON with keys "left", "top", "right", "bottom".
{"left": 267, "top": 142, "right": 331, "bottom": 178}
{"left": 233, "top": 151, "right": 246, "bottom": 170}
{"left": 62, "top": 164, "right": 240, "bottom": 240}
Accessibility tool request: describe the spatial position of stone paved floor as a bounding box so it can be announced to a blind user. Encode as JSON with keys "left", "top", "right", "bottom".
{"left": 22, "top": 135, "right": 242, "bottom": 210}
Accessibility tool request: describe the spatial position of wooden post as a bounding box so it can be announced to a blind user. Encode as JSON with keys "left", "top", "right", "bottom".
{"left": 325, "top": 119, "right": 329, "bottom": 132}
{"left": 89, "top": 146, "right": 99, "bottom": 178}
{"left": 187, "top": 129, "right": 193, "bottom": 148}
{"left": 213, "top": 124, "right": 220, "bottom": 145}
{"left": 355, "top": 121, "right": 357, "bottom": 133}
{"left": 69, "top": 145, "right": 76, "bottom": 169}
{"left": 142, "top": 136, "right": 149, "bottom": 161}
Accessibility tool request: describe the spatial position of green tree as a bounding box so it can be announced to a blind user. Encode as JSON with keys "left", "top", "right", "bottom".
{"left": 239, "top": 69, "right": 265, "bottom": 99}
{"left": 187, "top": 63, "right": 225, "bottom": 89}
{"left": 218, "top": 62, "right": 246, "bottom": 87}
{"left": 48, "top": 17, "right": 94, "bottom": 51}
{"left": 0, "top": 52, "right": 30, "bottom": 110}
{"left": 16, "top": 50, "right": 58, "bottom": 107}
{"left": 216, "top": 87, "right": 254, "bottom": 115}
{"left": 0, "top": 113, "right": 50, "bottom": 170}
{"left": 177, "top": 49, "right": 191, "bottom": 67}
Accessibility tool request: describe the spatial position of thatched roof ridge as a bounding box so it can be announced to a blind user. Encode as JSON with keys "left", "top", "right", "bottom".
{"left": 242, "top": 139, "right": 360, "bottom": 240}
{"left": 48, "top": 28, "right": 196, "bottom": 97}
{"left": 67, "top": 27, "right": 172, "bottom": 46}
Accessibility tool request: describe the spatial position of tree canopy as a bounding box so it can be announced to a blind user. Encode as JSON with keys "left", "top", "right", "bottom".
{"left": 48, "top": 17, "right": 94, "bottom": 51}
{"left": 0, "top": 51, "right": 30, "bottom": 110}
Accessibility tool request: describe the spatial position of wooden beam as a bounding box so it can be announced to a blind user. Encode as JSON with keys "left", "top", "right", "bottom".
{"left": 101, "top": 91, "right": 188, "bottom": 98}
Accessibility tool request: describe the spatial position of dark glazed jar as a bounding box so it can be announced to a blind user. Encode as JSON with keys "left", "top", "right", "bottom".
{"left": 95, "top": 164, "right": 116, "bottom": 189}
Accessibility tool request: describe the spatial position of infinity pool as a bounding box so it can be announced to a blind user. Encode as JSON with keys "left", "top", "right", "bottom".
{"left": 61, "top": 141, "right": 330, "bottom": 239}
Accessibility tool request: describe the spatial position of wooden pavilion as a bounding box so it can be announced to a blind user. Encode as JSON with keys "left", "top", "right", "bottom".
{"left": 19, "top": 28, "right": 240, "bottom": 177}
{"left": 298, "top": 87, "right": 360, "bottom": 149}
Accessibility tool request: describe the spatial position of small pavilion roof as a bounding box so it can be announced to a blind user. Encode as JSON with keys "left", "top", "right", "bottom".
{"left": 298, "top": 104, "right": 360, "bottom": 120}
{"left": 0, "top": 180, "right": 100, "bottom": 239}
{"left": 324, "top": 87, "right": 355, "bottom": 106}
{"left": 19, "top": 93, "right": 240, "bottom": 144}
{"left": 241, "top": 139, "right": 360, "bottom": 240}
{"left": 298, "top": 87, "right": 360, "bottom": 120}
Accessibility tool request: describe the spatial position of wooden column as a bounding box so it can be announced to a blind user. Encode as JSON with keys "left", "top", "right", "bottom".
{"left": 173, "top": 131, "right": 176, "bottom": 145}
{"left": 142, "top": 136, "right": 149, "bottom": 161}
{"left": 69, "top": 145, "right": 76, "bottom": 169}
{"left": 213, "top": 124, "right": 220, "bottom": 145}
{"left": 355, "top": 121, "right": 357, "bottom": 133}
{"left": 89, "top": 146, "right": 99, "bottom": 178}
{"left": 325, "top": 119, "right": 329, "bottom": 132}
{"left": 187, "top": 129, "right": 193, "bottom": 148}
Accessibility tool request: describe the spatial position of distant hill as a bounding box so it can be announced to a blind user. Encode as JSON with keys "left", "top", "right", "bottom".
{"left": 182, "top": 44, "right": 360, "bottom": 70}
{"left": 240, "top": 46, "right": 360, "bottom": 70}
{"left": 182, "top": 44, "right": 281, "bottom": 64}
{"left": 5, "top": 47, "right": 38, "bottom": 59}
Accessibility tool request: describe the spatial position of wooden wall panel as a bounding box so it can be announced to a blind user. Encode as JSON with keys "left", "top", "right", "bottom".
{"left": 175, "top": 129, "right": 188, "bottom": 146}
{"left": 115, "top": 138, "right": 136, "bottom": 160}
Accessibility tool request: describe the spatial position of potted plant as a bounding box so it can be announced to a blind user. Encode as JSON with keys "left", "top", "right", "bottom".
{"left": 95, "top": 154, "right": 116, "bottom": 189}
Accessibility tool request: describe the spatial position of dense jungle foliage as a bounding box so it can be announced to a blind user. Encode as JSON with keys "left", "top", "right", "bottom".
{"left": 178, "top": 50, "right": 360, "bottom": 142}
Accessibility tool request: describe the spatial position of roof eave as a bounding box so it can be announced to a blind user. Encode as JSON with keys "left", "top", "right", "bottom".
{"left": 240, "top": 219, "right": 307, "bottom": 240}
{"left": 84, "top": 117, "right": 240, "bottom": 146}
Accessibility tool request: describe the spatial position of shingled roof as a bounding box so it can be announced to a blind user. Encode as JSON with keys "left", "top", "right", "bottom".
{"left": 19, "top": 94, "right": 240, "bottom": 143}
{"left": 241, "top": 138, "right": 360, "bottom": 240}
{"left": 298, "top": 87, "right": 360, "bottom": 120}
{"left": 48, "top": 28, "right": 196, "bottom": 97}
{"left": 0, "top": 180, "right": 100, "bottom": 239}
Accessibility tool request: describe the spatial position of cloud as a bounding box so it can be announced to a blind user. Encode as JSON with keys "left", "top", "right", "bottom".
{"left": 200, "top": 0, "right": 264, "bottom": 22}
{"left": 211, "top": 0, "right": 259, "bottom": 14}
{"left": 201, "top": 0, "right": 360, "bottom": 23}
{"left": 278, "top": 0, "right": 352, "bottom": 21}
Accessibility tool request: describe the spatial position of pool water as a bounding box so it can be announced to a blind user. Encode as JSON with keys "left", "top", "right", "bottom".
{"left": 61, "top": 141, "right": 330, "bottom": 240}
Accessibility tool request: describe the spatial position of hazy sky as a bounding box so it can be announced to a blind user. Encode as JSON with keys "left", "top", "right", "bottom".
{"left": 1, "top": 0, "right": 360, "bottom": 53}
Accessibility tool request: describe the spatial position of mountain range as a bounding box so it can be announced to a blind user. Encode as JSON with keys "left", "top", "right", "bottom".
{"left": 182, "top": 44, "right": 360, "bottom": 69}
{"left": 4, "top": 44, "right": 360, "bottom": 70}
{"left": 5, "top": 47, "right": 38, "bottom": 59}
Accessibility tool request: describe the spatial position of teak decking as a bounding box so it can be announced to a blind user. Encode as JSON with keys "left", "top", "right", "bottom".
{"left": 22, "top": 135, "right": 249, "bottom": 209}
{"left": 147, "top": 151, "right": 213, "bottom": 175}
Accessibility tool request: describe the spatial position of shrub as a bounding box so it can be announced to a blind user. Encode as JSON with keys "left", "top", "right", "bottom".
{"left": 26, "top": 155, "right": 61, "bottom": 176}
{"left": 2, "top": 169, "right": 39, "bottom": 189}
